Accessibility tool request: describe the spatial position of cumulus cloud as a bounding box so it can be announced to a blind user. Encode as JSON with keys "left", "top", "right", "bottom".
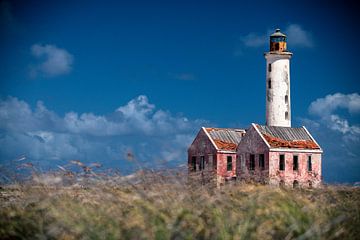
{"left": 0, "top": 95, "right": 204, "bottom": 172}
{"left": 30, "top": 44, "right": 73, "bottom": 78}
{"left": 309, "top": 93, "right": 360, "bottom": 116}
{"left": 300, "top": 93, "right": 360, "bottom": 183}
{"left": 237, "top": 24, "right": 313, "bottom": 52}
{"left": 309, "top": 93, "right": 360, "bottom": 135}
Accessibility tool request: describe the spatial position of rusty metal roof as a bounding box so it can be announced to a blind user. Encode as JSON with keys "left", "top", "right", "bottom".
{"left": 255, "top": 124, "right": 320, "bottom": 150}
{"left": 205, "top": 127, "right": 245, "bottom": 151}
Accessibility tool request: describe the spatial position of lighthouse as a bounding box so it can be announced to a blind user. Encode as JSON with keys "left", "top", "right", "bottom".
{"left": 265, "top": 29, "right": 292, "bottom": 127}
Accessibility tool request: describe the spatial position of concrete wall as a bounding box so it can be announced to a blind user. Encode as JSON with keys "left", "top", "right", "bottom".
{"left": 268, "top": 151, "right": 322, "bottom": 188}
{"left": 265, "top": 53, "right": 292, "bottom": 127}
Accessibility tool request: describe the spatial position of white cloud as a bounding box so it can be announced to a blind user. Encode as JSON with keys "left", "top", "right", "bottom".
{"left": 300, "top": 92, "right": 360, "bottom": 183}
{"left": 30, "top": 44, "right": 73, "bottom": 77}
{"left": 0, "top": 95, "right": 204, "bottom": 172}
{"left": 286, "top": 24, "right": 313, "bottom": 47}
{"left": 308, "top": 93, "right": 360, "bottom": 135}
{"left": 309, "top": 93, "right": 360, "bottom": 116}
{"left": 240, "top": 32, "right": 269, "bottom": 48}
{"left": 237, "top": 24, "right": 313, "bottom": 51}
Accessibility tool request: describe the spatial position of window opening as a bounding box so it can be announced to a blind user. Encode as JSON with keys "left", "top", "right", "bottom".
{"left": 308, "top": 155, "right": 312, "bottom": 171}
{"left": 199, "top": 156, "right": 205, "bottom": 171}
{"left": 293, "top": 155, "right": 298, "bottom": 171}
{"left": 259, "top": 154, "right": 265, "bottom": 170}
{"left": 227, "top": 156, "right": 232, "bottom": 171}
{"left": 279, "top": 154, "right": 285, "bottom": 171}
{"left": 191, "top": 156, "right": 196, "bottom": 172}
{"left": 250, "top": 154, "right": 255, "bottom": 170}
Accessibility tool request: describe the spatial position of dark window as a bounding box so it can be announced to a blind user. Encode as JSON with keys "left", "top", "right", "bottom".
{"left": 293, "top": 180, "right": 299, "bottom": 188}
{"left": 268, "top": 79, "right": 271, "bottom": 89}
{"left": 227, "top": 156, "right": 232, "bottom": 171}
{"left": 279, "top": 154, "right": 285, "bottom": 171}
{"left": 199, "top": 156, "right": 205, "bottom": 170}
{"left": 285, "top": 95, "right": 288, "bottom": 104}
{"left": 259, "top": 154, "right": 265, "bottom": 170}
{"left": 268, "top": 63, "right": 272, "bottom": 72}
{"left": 285, "top": 111, "right": 289, "bottom": 120}
{"left": 275, "top": 43, "right": 279, "bottom": 50}
{"left": 308, "top": 156, "right": 312, "bottom": 171}
{"left": 191, "top": 156, "right": 196, "bottom": 172}
{"left": 250, "top": 154, "right": 255, "bottom": 170}
{"left": 308, "top": 181, "right": 313, "bottom": 188}
{"left": 293, "top": 155, "right": 298, "bottom": 171}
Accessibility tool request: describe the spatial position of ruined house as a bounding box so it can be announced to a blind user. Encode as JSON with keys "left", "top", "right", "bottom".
{"left": 236, "top": 124, "right": 322, "bottom": 188}
{"left": 187, "top": 127, "right": 245, "bottom": 182}
{"left": 187, "top": 29, "right": 323, "bottom": 187}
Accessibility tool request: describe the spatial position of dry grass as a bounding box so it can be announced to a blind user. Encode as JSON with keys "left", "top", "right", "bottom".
{"left": 0, "top": 170, "right": 359, "bottom": 240}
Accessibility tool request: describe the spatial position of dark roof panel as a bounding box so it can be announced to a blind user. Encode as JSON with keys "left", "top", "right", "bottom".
{"left": 255, "top": 124, "right": 320, "bottom": 150}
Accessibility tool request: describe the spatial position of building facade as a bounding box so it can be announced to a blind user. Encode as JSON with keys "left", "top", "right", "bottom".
{"left": 188, "top": 127, "right": 245, "bottom": 183}
{"left": 236, "top": 124, "right": 322, "bottom": 188}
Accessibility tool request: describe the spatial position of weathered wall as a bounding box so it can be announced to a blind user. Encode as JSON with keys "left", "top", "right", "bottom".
{"left": 188, "top": 128, "right": 238, "bottom": 184}
{"left": 188, "top": 128, "right": 217, "bottom": 174}
{"left": 265, "top": 53, "right": 292, "bottom": 127}
{"left": 236, "top": 125, "right": 270, "bottom": 182}
{"left": 268, "top": 151, "right": 322, "bottom": 187}
{"left": 216, "top": 152, "right": 237, "bottom": 180}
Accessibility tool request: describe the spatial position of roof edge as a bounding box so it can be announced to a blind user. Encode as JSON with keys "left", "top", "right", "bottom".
{"left": 252, "top": 123, "right": 271, "bottom": 149}
{"left": 302, "top": 126, "right": 323, "bottom": 151}
{"left": 269, "top": 148, "right": 323, "bottom": 153}
{"left": 202, "top": 127, "right": 219, "bottom": 151}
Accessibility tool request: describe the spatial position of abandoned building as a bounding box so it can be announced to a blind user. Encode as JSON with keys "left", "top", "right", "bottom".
{"left": 187, "top": 127, "right": 245, "bottom": 181}
{"left": 187, "top": 29, "right": 323, "bottom": 187}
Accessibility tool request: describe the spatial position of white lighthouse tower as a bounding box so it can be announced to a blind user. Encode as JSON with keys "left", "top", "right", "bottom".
{"left": 265, "top": 29, "right": 292, "bottom": 127}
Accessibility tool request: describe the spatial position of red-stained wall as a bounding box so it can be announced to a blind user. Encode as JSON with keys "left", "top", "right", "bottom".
{"left": 216, "top": 153, "right": 237, "bottom": 179}
{"left": 268, "top": 151, "right": 322, "bottom": 187}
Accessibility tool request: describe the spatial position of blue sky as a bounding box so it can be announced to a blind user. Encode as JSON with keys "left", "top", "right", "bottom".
{"left": 1, "top": 0, "right": 359, "bottom": 183}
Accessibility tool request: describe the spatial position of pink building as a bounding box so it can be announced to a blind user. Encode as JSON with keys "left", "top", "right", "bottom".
{"left": 188, "top": 127, "right": 245, "bottom": 182}
{"left": 236, "top": 124, "right": 322, "bottom": 187}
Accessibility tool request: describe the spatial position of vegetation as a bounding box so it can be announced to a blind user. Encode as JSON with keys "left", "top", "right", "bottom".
{"left": 0, "top": 169, "right": 359, "bottom": 240}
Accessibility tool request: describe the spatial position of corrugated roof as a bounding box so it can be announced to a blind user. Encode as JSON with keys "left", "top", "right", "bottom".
{"left": 256, "top": 124, "right": 320, "bottom": 150}
{"left": 205, "top": 127, "right": 245, "bottom": 151}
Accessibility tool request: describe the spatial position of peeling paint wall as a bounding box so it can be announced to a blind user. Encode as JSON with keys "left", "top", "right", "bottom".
{"left": 236, "top": 126, "right": 270, "bottom": 182}
{"left": 236, "top": 125, "right": 322, "bottom": 187}
{"left": 265, "top": 53, "right": 292, "bottom": 127}
{"left": 187, "top": 129, "right": 237, "bottom": 182}
{"left": 268, "top": 151, "right": 322, "bottom": 188}
{"left": 188, "top": 129, "right": 217, "bottom": 173}
{"left": 216, "top": 152, "right": 237, "bottom": 181}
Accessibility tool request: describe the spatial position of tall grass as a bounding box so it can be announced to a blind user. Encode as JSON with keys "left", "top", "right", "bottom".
{"left": 0, "top": 169, "right": 359, "bottom": 239}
